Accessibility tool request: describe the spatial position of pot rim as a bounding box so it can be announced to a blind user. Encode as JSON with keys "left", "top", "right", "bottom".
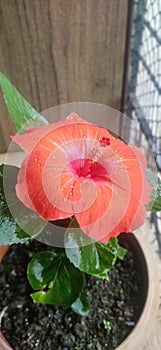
{"left": 0, "top": 232, "right": 159, "bottom": 350}
{"left": 116, "top": 231, "right": 159, "bottom": 350}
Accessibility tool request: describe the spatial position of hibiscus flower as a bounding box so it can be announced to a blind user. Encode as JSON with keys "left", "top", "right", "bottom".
{"left": 12, "top": 113, "right": 151, "bottom": 242}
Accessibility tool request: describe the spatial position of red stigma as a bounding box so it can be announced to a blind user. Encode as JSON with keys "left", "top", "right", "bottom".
{"left": 99, "top": 137, "right": 110, "bottom": 147}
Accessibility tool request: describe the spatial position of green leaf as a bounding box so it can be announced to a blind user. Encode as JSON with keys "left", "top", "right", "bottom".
{"left": 0, "top": 72, "right": 48, "bottom": 133}
{"left": 147, "top": 176, "right": 161, "bottom": 212}
{"left": 116, "top": 244, "right": 126, "bottom": 260}
{"left": 106, "top": 237, "right": 126, "bottom": 260}
{"left": 0, "top": 165, "right": 46, "bottom": 245}
{"left": 145, "top": 169, "right": 161, "bottom": 211}
{"left": 103, "top": 320, "right": 112, "bottom": 331}
{"left": 71, "top": 290, "right": 90, "bottom": 316}
{"left": 27, "top": 251, "right": 84, "bottom": 308}
{"left": 65, "top": 228, "right": 120, "bottom": 279}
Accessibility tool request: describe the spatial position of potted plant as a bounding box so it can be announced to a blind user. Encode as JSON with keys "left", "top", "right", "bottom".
{"left": 0, "top": 73, "right": 159, "bottom": 349}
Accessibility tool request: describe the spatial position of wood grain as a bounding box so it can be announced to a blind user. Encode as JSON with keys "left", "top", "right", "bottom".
{"left": 0, "top": 0, "right": 128, "bottom": 152}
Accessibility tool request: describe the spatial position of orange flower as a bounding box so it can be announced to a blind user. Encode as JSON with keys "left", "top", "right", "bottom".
{"left": 12, "top": 113, "right": 151, "bottom": 242}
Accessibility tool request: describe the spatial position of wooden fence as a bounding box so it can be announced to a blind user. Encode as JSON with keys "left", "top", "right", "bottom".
{"left": 0, "top": 0, "right": 129, "bottom": 152}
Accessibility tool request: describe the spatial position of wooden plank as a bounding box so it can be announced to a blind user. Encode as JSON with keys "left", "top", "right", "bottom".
{"left": 0, "top": 0, "right": 128, "bottom": 152}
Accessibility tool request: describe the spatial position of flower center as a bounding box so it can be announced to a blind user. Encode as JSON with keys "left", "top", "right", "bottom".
{"left": 69, "top": 158, "right": 108, "bottom": 181}
{"left": 67, "top": 136, "right": 110, "bottom": 182}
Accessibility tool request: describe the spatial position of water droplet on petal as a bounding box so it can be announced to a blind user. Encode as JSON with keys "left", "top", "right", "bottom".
{"left": 67, "top": 114, "right": 74, "bottom": 120}
{"left": 35, "top": 158, "right": 38, "bottom": 161}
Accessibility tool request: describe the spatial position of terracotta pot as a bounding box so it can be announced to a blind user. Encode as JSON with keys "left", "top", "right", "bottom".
{"left": 0, "top": 233, "right": 159, "bottom": 350}
{"left": 116, "top": 233, "right": 159, "bottom": 350}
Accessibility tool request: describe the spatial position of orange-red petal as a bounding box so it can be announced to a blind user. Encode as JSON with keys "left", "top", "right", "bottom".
{"left": 14, "top": 113, "right": 151, "bottom": 241}
{"left": 11, "top": 113, "right": 88, "bottom": 154}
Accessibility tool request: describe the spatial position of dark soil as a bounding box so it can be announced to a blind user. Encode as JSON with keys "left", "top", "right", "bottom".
{"left": 0, "top": 240, "right": 143, "bottom": 350}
